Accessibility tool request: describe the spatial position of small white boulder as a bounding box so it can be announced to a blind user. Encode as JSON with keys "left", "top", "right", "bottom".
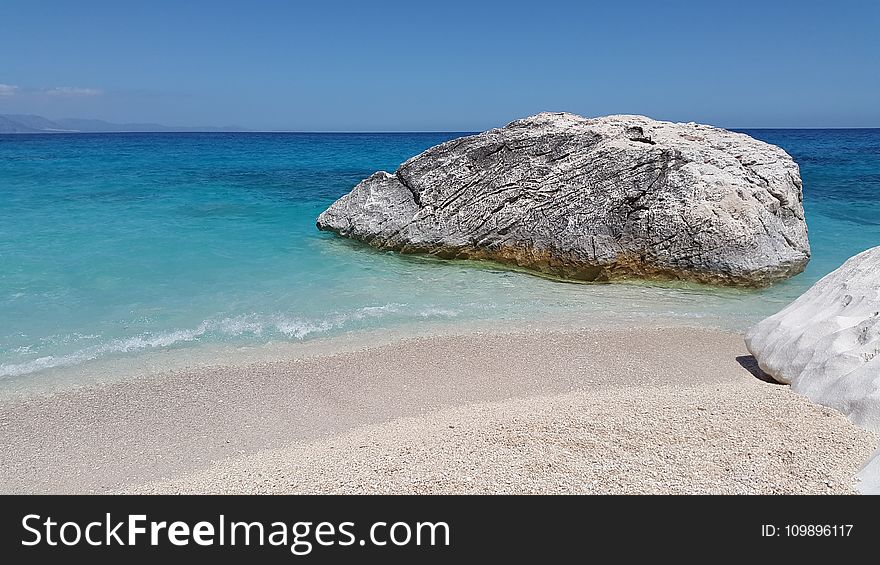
{"left": 745, "top": 245, "right": 880, "bottom": 430}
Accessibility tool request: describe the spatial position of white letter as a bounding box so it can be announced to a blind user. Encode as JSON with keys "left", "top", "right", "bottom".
{"left": 337, "top": 522, "right": 356, "bottom": 546}
{"left": 370, "top": 522, "right": 387, "bottom": 546}
{"left": 417, "top": 522, "right": 450, "bottom": 546}
{"left": 314, "top": 522, "right": 335, "bottom": 546}
{"left": 230, "top": 522, "right": 264, "bottom": 545}
{"left": 60, "top": 522, "right": 82, "bottom": 546}
{"left": 128, "top": 515, "right": 146, "bottom": 545}
{"left": 21, "top": 515, "right": 41, "bottom": 546}
{"left": 151, "top": 521, "right": 167, "bottom": 545}
{"left": 390, "top": 523, "right": 411, "bottom": 545}
{"left": 291, "top": 522, "right": 312, "bottom": 556}
{"left": 268, "top": 522, "right": 288, "bottom": 546}
{"left": 167, "top": 522, "right": 191, "bottom": 546}
{"left": 43, "top": 517, "right": 57, "bottom": 546}
{"left": 193, "top": 522, "right": 214, "bottom": 546}
{"left": 85, "top": 522, "right": 103, "bottom": 546}
{"left": 106, "top": 514, "right": 124, "bottom": 545}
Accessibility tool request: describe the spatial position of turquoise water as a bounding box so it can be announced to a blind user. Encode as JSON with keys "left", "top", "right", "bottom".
{"left": 1, "top": 130, "right": 879, "bottom": 381}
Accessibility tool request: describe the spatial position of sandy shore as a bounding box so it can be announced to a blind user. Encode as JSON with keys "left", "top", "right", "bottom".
{"left": 0, "top": 326, "right": 874, "bottom": 494}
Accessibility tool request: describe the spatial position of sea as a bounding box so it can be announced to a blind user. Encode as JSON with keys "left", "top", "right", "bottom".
{"left": 1, "top": 129, "right": 879, "bottom": 386}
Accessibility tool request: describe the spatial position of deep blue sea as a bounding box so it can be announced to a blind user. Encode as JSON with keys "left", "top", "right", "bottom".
{"left": 1, "top": 129, "right": 879, "bottom": 382}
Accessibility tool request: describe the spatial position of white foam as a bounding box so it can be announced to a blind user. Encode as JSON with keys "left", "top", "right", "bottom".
{"left": 0, "top": 326, "right": 208, "bottom": 378}
{"left": 0, "top": 302, "right": 464, "bottom": 378}
{"left": 419, "top": 307, "right": 460, "bottom": 317}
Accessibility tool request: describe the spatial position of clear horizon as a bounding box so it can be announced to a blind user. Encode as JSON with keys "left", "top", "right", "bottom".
{"left": 2, "top": 0, "right": 879, "bottom": 130}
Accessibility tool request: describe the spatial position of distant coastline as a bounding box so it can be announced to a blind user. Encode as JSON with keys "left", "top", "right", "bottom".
{"left": 0, "top": 113, "right": 247, "bottom": 134}
{"left": 3, "top": 113, "right": 879, "bottom": 135}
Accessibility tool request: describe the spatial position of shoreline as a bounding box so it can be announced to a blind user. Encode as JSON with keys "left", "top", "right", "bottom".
{"left": 1, "top": 325, "right": 874, "bottom": 494}
{"left": 0, "top": 315, "right": 751, "bottom": 401}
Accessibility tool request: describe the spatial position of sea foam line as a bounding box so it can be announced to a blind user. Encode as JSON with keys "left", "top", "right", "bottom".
{"left": 0, "top": 303, "right": 460, "bottom": 378}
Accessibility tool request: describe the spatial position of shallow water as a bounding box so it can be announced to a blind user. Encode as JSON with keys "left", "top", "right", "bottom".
{"left": 1, "top": 129, "right": 879, "bottom": 383}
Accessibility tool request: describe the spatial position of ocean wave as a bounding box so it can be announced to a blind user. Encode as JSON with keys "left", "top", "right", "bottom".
{"left": 0, "top": 327, "right": 209, "bottom": 378}
{"left": 0, "top": 303, "right": 461, "bottom": 378}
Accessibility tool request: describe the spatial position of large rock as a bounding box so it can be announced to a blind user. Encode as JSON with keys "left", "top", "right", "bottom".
{"left": 317, "top": 112, "right": 810, "bottom": 286}
{"left": 745, "top": 246, "right": 880, "bottom": 430}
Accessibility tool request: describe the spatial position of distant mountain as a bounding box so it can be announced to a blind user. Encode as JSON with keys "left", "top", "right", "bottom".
{"left": 0, "top": 114, "right": 76, "bottom": 133}
{"left": 0, "top": 115, "right": 41, "bottom": 133}
{"left": 54, "top": 118, "right": 176, "bottom": 132}
{"left": 0, "top": 114, "right": 247, "bottom": 133}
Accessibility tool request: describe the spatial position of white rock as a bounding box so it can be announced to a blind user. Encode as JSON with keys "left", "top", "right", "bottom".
{"left": 745, "top": 245, "right": 880, "bottom": 429}
{"left": 856, "top": 447, "right": 880, "bottom": 495}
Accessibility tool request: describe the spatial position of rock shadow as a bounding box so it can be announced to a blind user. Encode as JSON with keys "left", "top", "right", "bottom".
{"left": 736, "top": 355, "right": 784, "bottom": 385}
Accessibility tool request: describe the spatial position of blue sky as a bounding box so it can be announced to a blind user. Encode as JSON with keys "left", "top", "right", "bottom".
{"left": 1, "top": 0, "right": 878, "bottom": 130}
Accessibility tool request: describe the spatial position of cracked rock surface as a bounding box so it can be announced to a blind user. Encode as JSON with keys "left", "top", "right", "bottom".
{"left": 317, "top": 112, "right": 810, "bottom": 286}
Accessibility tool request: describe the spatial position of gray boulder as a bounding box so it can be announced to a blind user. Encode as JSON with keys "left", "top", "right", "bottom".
{"left": 317, "top": 112, "right": 810, "bottom": 286}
